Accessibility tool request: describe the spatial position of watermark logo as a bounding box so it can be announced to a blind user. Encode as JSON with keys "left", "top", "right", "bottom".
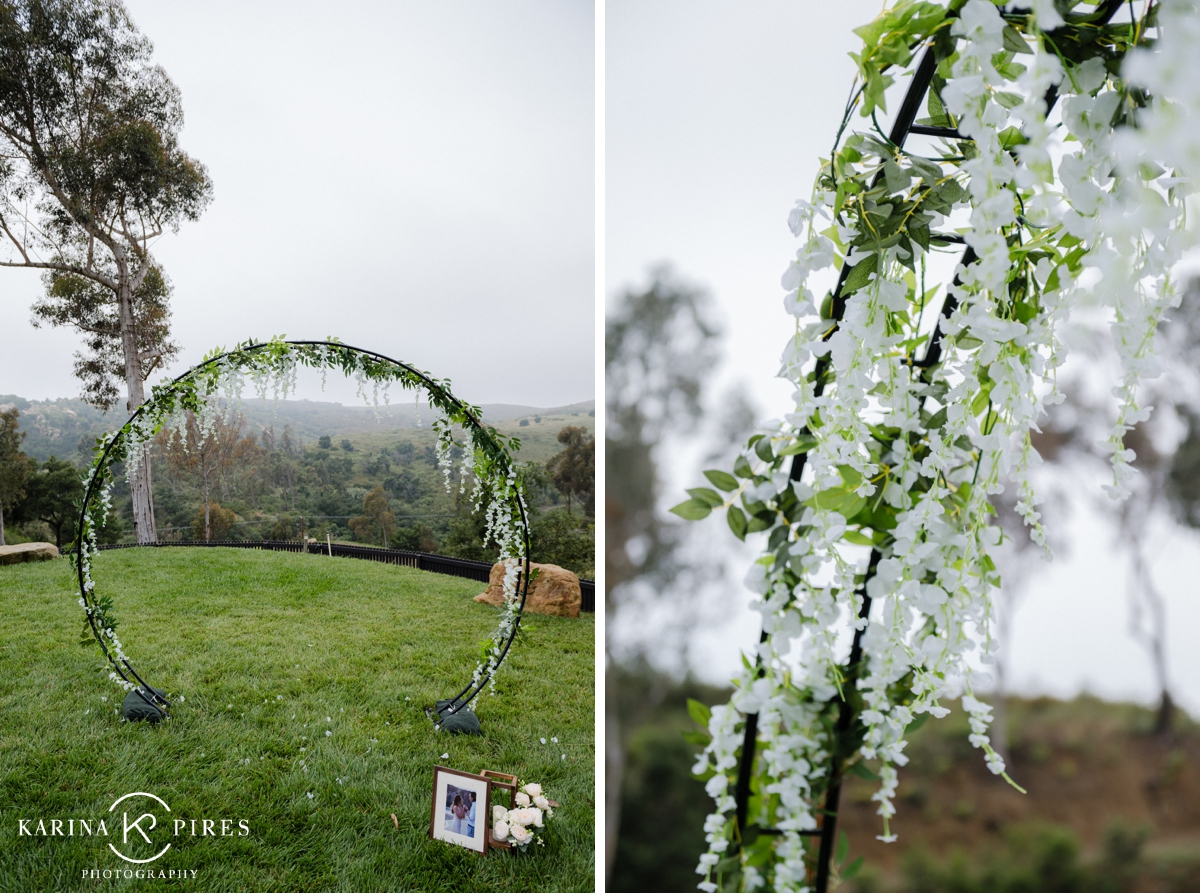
{"left": 108, "top": 792, "right": 171, "bottom": 864}
{"left": 17, "top": 791, "right": 249, "bottom": 879}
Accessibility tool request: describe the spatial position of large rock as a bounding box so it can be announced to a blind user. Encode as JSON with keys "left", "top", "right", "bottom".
{"left": 474, "top": 562, "right": 581, "bottom": 618}
{"left": 0, "top": 542, "right": 59, "bottom": 566}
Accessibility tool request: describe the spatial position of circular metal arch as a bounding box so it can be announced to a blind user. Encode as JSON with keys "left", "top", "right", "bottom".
{"left": 72, "top": 339, "right": 532, "bottom": 722}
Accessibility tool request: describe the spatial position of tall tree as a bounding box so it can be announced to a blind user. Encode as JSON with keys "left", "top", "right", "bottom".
{"left": 156, "top": 410, "right": 256, "bottom": 542}
{"left": 349, "top": 485, "right": 395, "bottom": 548}
{"left": 546, "top": 425, "right": 595, "bottom": 516}
{"left": 604, "top": 267, "right": 722, "bottom": 885}
{"left": 0, "top": 0, "right": 213, "bottom": 543}
{"left": 0, "top": 407, "right": 33, "bottom": 545}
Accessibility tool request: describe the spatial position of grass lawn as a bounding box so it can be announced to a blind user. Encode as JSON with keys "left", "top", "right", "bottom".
{"left": 0, "top": 549, "right": 595, "bottom": 892}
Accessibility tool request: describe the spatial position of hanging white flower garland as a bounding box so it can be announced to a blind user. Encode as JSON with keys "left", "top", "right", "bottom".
{"left": 677, "top": 2, "right": 1196, "bottom": 890}
{"left": 72, "top": 337, "right": 531, "bottom": 711}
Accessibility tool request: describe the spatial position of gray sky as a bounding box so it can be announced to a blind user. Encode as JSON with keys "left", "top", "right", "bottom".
{"left": 607, "top": 0, "right": 1200, "bottom": 715}
{"left": 0, "top": 0, "right": 594, "bottom": 408}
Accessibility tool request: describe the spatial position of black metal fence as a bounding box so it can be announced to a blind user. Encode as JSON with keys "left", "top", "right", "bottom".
{"left": 88, "top": 540, "right": 595, "bottom": 613}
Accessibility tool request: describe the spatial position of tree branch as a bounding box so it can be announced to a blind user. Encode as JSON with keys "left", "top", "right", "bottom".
{"left": 0, "top": 257, "right": 117, "bottom": 290}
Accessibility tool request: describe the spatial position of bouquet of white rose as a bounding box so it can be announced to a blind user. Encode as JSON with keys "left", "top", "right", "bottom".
{"left": 491, "top": 781, "right": 555, "bottom": 851}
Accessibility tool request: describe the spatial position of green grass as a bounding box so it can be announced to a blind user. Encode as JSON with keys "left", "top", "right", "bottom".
{"left": 0, "top": 549, "right": 595, "bottom": 892}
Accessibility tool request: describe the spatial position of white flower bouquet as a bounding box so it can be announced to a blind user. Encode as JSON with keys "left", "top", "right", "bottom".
{"left": 491, "top": 782, "right": 555, "bottom": 851}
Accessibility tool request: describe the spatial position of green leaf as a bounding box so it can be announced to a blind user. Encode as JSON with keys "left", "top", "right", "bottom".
{"left": 746, "top": 513, "right": 774, "bottom": 534}
{"left": 843, "top": 856, "right": 866, "bottom": 880}
{"left": 754, "top": 437, "right": 774, "bottom": 463}
{"left": 937, "top": 179, "right": 964, "bottom": 205}
{"left": 849, "top": 761, "right": 880, "bottom": 781}
{"left": 998, "top": 126, "right": 1028, "bottom": 149}
{"left": 778, "top": 435, "right": 817, "bottom": 456}
{"left": 727, "top": 506, "right": 748, "bottom": 541}
{"left": 733, "top": 455, "right": 754, "bottom": 479}
{"left": 926, "top": 84, "right": 948, "bottom": 125}
{"left": 839, "top": 465, "right": 864, "bottom": 488}
{"left": 909, "top": 156, "right": 942, "bottom": 186}
{"left": 669, "top": 499, "right": 712, "bottom": 521}
{"left": 884, "top": 160, "right": 911, "bottom": 195}
{"left": 910, "top": 221, "right": 931, "bottom": 252}
{"left": 970, "top": 382, "right": 995, "bottom": 416}
{"left": 843, "top": 254, "right": 878, "bottom": 295}
{"left": 687, "top": 698, "right": 712, "bottom": 728}
{"left": 1002, "top": 24, "right": 1032, "bottom": 54}
{"left": 688, "top": 487, "right": 725, "bottom": 508}
{"left": 994, "top": 91, "right": 1024, "bottom": 109}
{"left": 682, "top": 729, "right": 711, "bottom": 746}
{"left": 806, "top": 486, "right": 867, "bottom": 519}
{"left": 842, "top": 529, "right": 874, "bottom": 547}
{"left": 836, "top": 830, "right": 850, "bottom": 865}
{"left": 704, "top": 469, "right": 740, "bottom": 492}
{"left": 906, "top": 712, "right": 931, "bottom": 734}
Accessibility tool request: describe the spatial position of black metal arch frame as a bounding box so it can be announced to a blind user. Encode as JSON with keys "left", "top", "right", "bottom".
{"left": 73, "top": 339, "right": 532, "bottom": 722}
{"left": 730, "top": 4, "right": 1127, "bottom": 891}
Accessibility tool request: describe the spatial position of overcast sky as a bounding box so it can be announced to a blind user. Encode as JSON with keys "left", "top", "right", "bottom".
{"left": 607, "top": 0, "right": 1200, "bottom": 715}
{"left": 0, "top": 0, "right": 594, "bottom": 409}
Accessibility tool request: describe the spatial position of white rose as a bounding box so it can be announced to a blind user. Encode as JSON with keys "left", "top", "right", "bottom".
{"left": 493, "top": 819, "right": 509, "bottom": 841}
{"left": 492, "top": 805, "right": 508, "bottom": 823}
{"left": 510, "top": 824, "right": 531, "bottom": 844}
{"left": 514, "top": 792, "right": 530, "bottom": 807}
{"left": 533, "top": 796, "right": 549, "bottom": 810}
{"left": 522, "top": 783, "right": 543, "bottom": 797}
{"left": 530, "top": 808, "right": 544, "bottom": 828}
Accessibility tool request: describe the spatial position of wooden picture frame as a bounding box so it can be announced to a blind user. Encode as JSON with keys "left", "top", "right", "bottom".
{"left": 482, "top": 771, "right": 519, "bottom": 850}
{"left": 429, "top": 766, "right": 490, "bottom": 855}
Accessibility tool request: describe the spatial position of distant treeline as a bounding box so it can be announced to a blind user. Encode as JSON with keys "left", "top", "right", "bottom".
{"left": 0, "top": 400, "right": 595, "bottom": 577}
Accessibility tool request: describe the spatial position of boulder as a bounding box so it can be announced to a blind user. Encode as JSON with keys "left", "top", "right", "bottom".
{"left": 0, "top": 542, "right": 59, "bottom": 566}
{"left": 474, "top": 562, "right": 581, "bottom": 618}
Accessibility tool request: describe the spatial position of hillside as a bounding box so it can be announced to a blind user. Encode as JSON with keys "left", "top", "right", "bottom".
{"left": 0, "top": 394, "right": 594, "bottom": 464}
{"left": 611, "top": 665, "right": 1200, "bottom": 893}
{"left": 0, "top": 393, "right": 595, "bottom": 577}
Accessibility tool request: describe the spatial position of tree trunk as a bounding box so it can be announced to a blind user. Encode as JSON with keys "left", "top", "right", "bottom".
{"left": 116, "top": 260, "right": 157, "bottom": 543}
{"left": 1130, "top": 535, "right": 1174, "bottom": 736}
{"left": 203, "top": 474, "right": 212, "bottom": 542}
{"left": 0, "top": 502, "right": 5, "bottom": 547}
{"left": 604, "top": 663, "right": 623, "bottom": 889}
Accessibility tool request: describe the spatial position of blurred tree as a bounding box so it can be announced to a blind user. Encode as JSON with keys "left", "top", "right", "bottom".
{"left": 610, "top": 662, "right": 731, "bottom": 893}
{"left": 605, "top": 266, "right": 722, "bottom": 882}
{"left": 19, "top": 455, "right": 84, "bottom": 548}
{"left": 1024, "top": 278, "right": 1200, "bottom": 737}
{"left": 0, "top": 408, "right": 34, "bottom": 546}
{"left": 0, "top": 0, "right": 213, "bottom": 543}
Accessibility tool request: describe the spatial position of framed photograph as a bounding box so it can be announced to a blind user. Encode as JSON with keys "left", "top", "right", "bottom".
{"left": 430, "top": 766, "right": 490, "bottom": 855}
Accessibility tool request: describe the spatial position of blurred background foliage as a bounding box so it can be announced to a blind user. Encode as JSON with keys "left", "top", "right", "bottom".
{"left": 606, "top": 269, "right": 1200, "bottom": 891}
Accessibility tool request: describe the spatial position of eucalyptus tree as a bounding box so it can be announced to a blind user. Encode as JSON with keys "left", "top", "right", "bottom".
{"left": 0, "top": 0, "right": 213, "bottom": 542}
{"left": 605, "top": 267, "right": 723, "bottom": 884}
